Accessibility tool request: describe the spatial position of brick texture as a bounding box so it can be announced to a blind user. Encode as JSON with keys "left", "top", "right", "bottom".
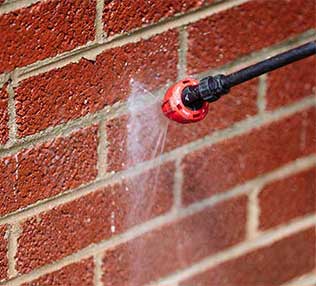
{"left": 106, "top": 115, "right": 128, "bottom": 172}
{"left": 16, "top": 162, "right": 175, "bottom": 273}
{"left": 180, "top": 228, "right": 316, "bottom": 286}
{"left": 102, "top": 196, "right": 247, "bottom": 286}
{"left": 267, "top": 56, "right": 316, "bottom": 110}
{"left": 187, "top": 0, "right": 316, "bottom": 74}
{"left": 103, "top": 0, "right": 212, "bottom": 36}
{"left": 0, "top": 83, "right": 9, "bottom": 145}
{"left": 182, "top": 107, "right": 316, "bottom": 205}
{"left": 0, "top": 225, "right": 8, "bottom": 281}
{"left": 259, "top": 168, "right": 316, "bottom": 230}
{"left": 0, "top": 0, "right": 96, "bottom": 73}
{"left": 1, "top": 0, "right": 315, "bottom": 284}
{"left": 14, "top": 30, "right": 178, "bottom": 137}
{"left": 22, "top": 258, "right": 94, "bottom": 286}
{"left": 0, "top": 125, "right": 98, "bottom": 216}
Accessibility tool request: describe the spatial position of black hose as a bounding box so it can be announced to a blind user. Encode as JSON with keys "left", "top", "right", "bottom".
{"left": 183, "top": 41, "right": 316, "bottom": 108}
{"left": 223, "top": 42, "right": 316, "bottom": 88}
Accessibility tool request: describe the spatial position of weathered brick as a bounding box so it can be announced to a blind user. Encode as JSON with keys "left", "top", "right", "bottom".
{"left": 180, "top": 228, "right": 316, "bottom": 286}
{"left": 187, "top": 0, "right": 316, "bottom": 74}
{"left": 267, "top": 56, "right": 316, "bottom": 110}
{"left": 0, "top": 83, "right": 9, "bottom": 145}
{"left": 16, "top": 162, "right": 175, "bottom": 273}
{"left": 22, "top": 258, "right": 94, "bottom": 286}
{"left": 0, "top": 225, "right": 8, "bottom": 281}
{"left": 14, "top": 30, "right": 178, "bottom": 137}
{"left": 103, "top": 0, "right": 212, "bottom": 36}
{"left": 165, "top": 79, "right": 258, "bottom": 151}
{"left": 182, "top": 107, "right": 316, "bottom": 205}
{"left": 0, "top": 0, "right": 96, "bottom": 73}
{"left": 102, "top": 196, "right": 247, "bottom": 286}
{"left": 0, "top": 125, "right": 98, "bottom": 216}
{"left": 259, "top": 168, "right": 316, "bottom": 230}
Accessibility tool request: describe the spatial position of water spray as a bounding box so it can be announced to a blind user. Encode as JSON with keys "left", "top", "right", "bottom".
{"left": 162, "top": 41, "right": 316, "bottom": 124}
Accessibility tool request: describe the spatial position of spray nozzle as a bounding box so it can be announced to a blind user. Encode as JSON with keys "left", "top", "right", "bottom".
{"left": 161, "top": 78, "right": 209, "bottom": 124}
{"left": 161, "top": 76, "right": 228, "bottom": 124}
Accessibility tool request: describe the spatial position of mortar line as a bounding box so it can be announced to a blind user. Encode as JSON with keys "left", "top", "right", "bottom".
{"left": 3, "top": 213, "right": 315, "bottom": 286}
{"left": 283, "top": 272, "right": 316, "bottom": 286}
{"left": 6, "top": 223, "right": 21, "bottom": 278}
{"left": 257, "top": 74, "right": 267, "bottom": 114}
{"left": 246, "top": 187, "right": 261, "bottom": 240}
{"left": 172, "top": 158, "right": 184, "bottom": 213}
{"left": 149, "top": 215, "right": 316, "bottom": 286}
{"left": 6, "top": 81, "right": 17, "bottom": 147}
{"left": 93, "top": 252, "right": 103, "bottom": 286}
{"left": 0, "top": 0, "right": 41, "bottom": 15}
{"left": 14, "top": 0, "right": 255, "bottom": 81}
{"left": 177, "top": 27, "right": 188, "bottom": 80}
{"left": 0, "top": 73, "right": 10, "bottom": 86}
{"left": 95, "top": 0, "right": 105, "bottom": 43}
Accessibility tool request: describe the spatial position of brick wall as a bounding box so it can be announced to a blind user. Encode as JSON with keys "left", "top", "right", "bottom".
{"left": 0, "top": 0, "right": 315, "bottom": 285}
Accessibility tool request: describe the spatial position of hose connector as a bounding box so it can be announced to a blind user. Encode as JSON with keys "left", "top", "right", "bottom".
{"left": 182, "top": 74, "right": 229, "bottom": 108}
{"left": 198, "top": 75, "right": 229, "bottom": 102}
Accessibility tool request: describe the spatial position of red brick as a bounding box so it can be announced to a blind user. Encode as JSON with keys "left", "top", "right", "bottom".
{"left": 22, "top": 258, "right": 94, "bottom": 286}
{"left": 180, "top": 228, "right": 316, "bottom": 286}
{"left": 14, "top": 30, "right": 178, "bottom": 137}
{"left": 187, "top": 0, "right": 316, "bottom": 74}
{"left": 105, "top": 115, "right": 128, "bottom": 172}
{"left": 0, "top": 125, "right": 98, "bottom": 216}
{"left": 16, "top": 162, "right": 175, "bottom": 273}
{"left": 165, "top": 79, "right": 258, "bottom": 151}
{"left": 103, "top": 0, "right": 212, "bottom": 36}
{"left": 259, "top": 168, "right": 316, "bottom": 230}
{"left": 0, "top": 83, "right": 9, "bottom": 145}
{"left": 182, "top": 107, "right": 316, "bottom": 205}
{"left": 0, "top": 0, "right": 96, "bottom": 73}
{"left": 0, "top": 225, "right": 8, "bottom": 281}
{"left": 267, "top": 56, "right": 316, "bottom": 110}
{"left": 102, "top": 196, "right": 247, "bottom": 286}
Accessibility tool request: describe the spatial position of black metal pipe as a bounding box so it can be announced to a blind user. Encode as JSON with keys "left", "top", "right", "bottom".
{"left": 183, "top": 41, "right": 316, "bottom": 108}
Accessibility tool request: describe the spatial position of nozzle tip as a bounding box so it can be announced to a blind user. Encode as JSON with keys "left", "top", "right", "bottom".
{"left": 161, "top": 78, "right": 209, "bottom": 124}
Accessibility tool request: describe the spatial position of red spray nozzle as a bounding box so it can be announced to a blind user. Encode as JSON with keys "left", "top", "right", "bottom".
{"left": 161, "top": 78, "right": 209, "bottom": 124}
